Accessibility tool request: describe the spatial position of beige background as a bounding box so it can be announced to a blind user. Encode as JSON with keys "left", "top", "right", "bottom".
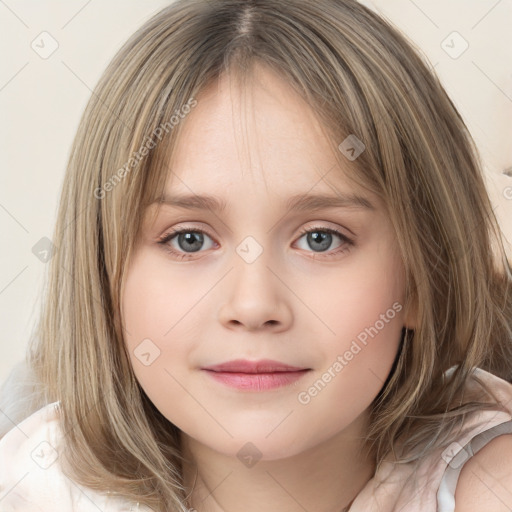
{"left": 1, "top": 0, "right": 511, "bottom": 385}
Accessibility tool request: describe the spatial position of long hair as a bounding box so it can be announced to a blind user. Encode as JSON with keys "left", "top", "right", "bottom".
{"left": 23, "top": 0, "right": 512, "bottom": 508}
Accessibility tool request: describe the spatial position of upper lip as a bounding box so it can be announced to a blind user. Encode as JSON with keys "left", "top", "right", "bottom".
{"left": 201, "top": 359, "right": 309, "bottom": 373}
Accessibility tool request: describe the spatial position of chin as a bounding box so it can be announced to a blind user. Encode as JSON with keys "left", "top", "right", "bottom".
{"left": 201, "top": 428, "right": 316, "bottom": 464}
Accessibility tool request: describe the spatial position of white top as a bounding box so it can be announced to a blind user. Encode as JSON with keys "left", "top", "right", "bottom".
{"left": 0, "top": 401, "right": 151, "bottom": 511}
{"left": 1, "top": 367, "right": 512, "bottom": 511}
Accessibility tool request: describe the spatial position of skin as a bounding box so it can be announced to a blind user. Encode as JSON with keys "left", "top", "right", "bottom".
{"left": 455, "top": 433, "right": 512, "bottom": 511}
{"left": 121, "top": 63, "right": 415, "bottom": 512}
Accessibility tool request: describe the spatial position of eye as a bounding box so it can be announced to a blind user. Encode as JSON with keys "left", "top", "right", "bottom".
{"left": 156, "top": 225, "right": 354, "bottom": 260}
{"left": 157, "top": 227, "right": 216, "bottom": 260}
{"left": 294, "top": 226, "right": 354, "bottom": 258}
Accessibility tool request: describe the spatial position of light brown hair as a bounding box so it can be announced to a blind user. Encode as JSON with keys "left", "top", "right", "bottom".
{"left": 24, "top": 0, "right": 512, "bottom": 508}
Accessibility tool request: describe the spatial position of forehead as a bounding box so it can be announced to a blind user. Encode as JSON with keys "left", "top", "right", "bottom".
{"left": 159, "top": 64, "right": 372, "bottom": 207}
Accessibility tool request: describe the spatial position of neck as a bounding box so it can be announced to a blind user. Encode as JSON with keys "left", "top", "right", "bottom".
{"left": 180, "top": 410, "right": 376, "bottom": 512}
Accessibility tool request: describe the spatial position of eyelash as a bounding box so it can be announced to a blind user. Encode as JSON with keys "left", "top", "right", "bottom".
{"left": 156, "top": 225, "right": 354, "bottom": 261}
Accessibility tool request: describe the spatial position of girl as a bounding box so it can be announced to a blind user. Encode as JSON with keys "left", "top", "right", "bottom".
{"left": 1, "top": 0, "right": 511, "bottom": 510}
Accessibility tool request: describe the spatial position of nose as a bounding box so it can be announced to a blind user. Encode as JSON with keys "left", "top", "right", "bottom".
{"left": 217, "top": 250, "right": 293, "bottom": 332}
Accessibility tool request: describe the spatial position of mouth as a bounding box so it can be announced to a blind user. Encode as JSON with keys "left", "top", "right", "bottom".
{"left": 201, "top": 359, "right": 311, "bottom": 391}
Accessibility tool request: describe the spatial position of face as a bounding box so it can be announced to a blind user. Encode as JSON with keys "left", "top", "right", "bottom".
{"left": 121, "top": 63, "right": 409, "bottom": 461}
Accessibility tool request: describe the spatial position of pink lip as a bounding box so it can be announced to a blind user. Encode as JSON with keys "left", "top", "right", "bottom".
{"left": 202, "top": 359, "right": 307, "bottom": 373}
{"left": 201, "top": 359, "right": 311, "bottom": 391}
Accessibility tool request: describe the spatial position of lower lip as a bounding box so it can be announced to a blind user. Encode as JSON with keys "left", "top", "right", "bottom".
{"left": 202, "top": 369, "right": 310, "bottom": 390}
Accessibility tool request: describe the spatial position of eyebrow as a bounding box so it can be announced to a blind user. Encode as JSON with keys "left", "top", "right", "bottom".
{"left": 152, "top": 192, "right": 374, "bottom": 213}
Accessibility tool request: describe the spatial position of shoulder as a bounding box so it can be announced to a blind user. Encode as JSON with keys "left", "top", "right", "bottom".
{"left": 0, "top": 402, "right": 109, "bottom": 510}
{"left": 452, "top": 365, "right": 512, "bottom": 511}
{"left": 0, "top": 402, "right": 73, "bottom": 509}
{"left": 0, "top": 402, "right": 150, "bottom": 511}
{"left": 454, "top": 433, "right": 512, "bottom": 511}
{"left": 0, "top": 400, "right": 61, "bottom": 467}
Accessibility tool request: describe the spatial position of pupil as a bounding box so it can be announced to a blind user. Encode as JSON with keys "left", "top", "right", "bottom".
{"left": 309, "top": 232, "right": 331, "bottom": 252}
{"left": 179, "top": 232, "right": 203, "bottom": 252}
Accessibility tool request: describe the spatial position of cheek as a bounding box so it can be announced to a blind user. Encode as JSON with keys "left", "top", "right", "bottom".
{"left": 123, "top": 258, "right": 177, "bottom": 337}
{"left": 292, "top": 281, "right": 404, "bottom": 447}
{"left": 122, "top": 248, "right": 207, "bottom": 347}
{"left": 307, "top": 250, "right": 405, "bottom": 346}
{"left": 120, "top": 253, "right": 195, "bottom": 405}
{"left": 301, "top": 251, "right": 406, "bottom": 399}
